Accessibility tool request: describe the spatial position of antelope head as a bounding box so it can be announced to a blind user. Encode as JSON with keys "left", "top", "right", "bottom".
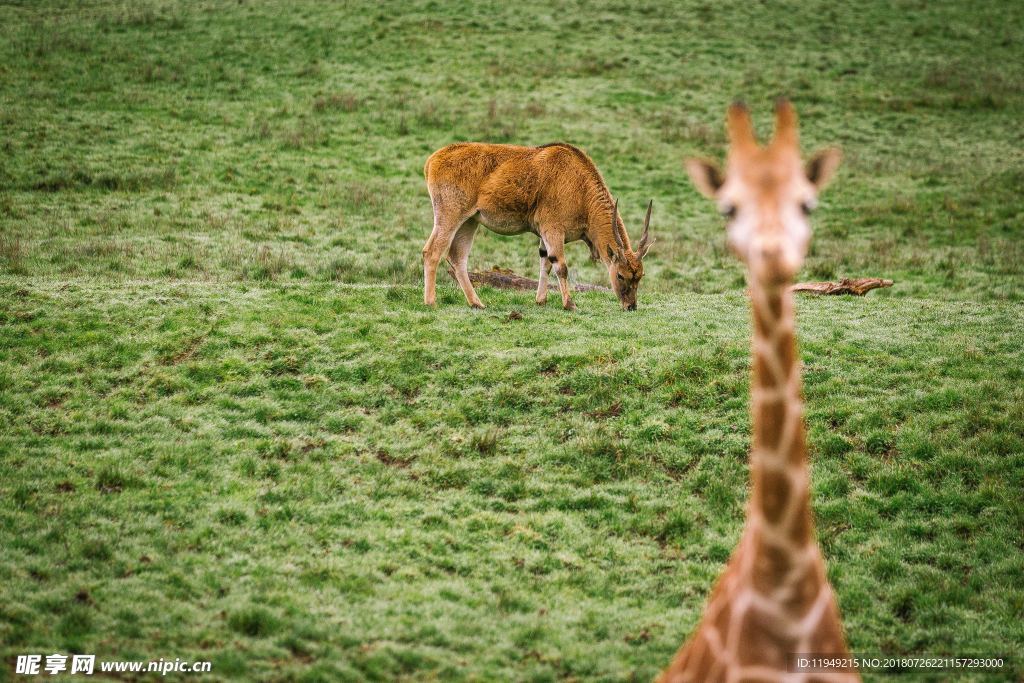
{"left": 606, "top": 198, "right": 654, "bottom": 311}
{"left": 684, "top": 99, "right": 841, "bottom": 286}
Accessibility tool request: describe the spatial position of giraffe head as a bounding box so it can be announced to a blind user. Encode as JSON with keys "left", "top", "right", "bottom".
{"left": 685, "top": 99, "right": 841, "bottom": 286}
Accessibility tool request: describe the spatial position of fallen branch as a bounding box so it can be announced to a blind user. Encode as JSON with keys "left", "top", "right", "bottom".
{"left": 447, "top": 263, "right": 892, "bottom": 297}
{"left": 446, "top": 263, "right": 611, "bottom": 292}
{"left": 791, "top": 278, "right": 893, "bottom": 296}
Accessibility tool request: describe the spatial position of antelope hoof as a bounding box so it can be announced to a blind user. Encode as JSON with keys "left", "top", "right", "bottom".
{"left": 470, "top": 301, "right": 485, "bottom": 310}
{"left": 535, "top": 296, "right": 547, "bottom": 306}
{"left": 563, "top": 300, "right": 577, "bottom": 312}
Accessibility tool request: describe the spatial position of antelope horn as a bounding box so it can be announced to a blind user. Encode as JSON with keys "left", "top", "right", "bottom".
{"left": 726, "top": 100, "right": 758, "bottom": 154}
{"left": 610, "top": 197, "right": 625, "bottom": 250}
{"left": 637, "top": 199, "right": 652, "bottom": 252}
{"left": 771, "top": 97, "right": 799, "bottom": 148}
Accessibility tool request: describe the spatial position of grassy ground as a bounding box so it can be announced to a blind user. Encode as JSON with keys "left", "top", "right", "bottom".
{"left": 1, "top": 1, "right": 1022, "bottom": 681}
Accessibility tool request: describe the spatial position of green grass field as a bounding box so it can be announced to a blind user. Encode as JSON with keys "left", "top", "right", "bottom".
{"left": 1, "top": 1, "right": 1022, "bottom": 681}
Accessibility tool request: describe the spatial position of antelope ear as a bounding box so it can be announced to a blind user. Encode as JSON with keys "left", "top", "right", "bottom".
{"left": 806, "top": 148, "right": 842, "bottom": 191}
{"left": 637, "top": 240, "right": 655, "bottom": 260}
{"left": 684, "top": 158, "right": 724, "bottom": 198}
{"left": 605, "top": 245, "right": 619, "bottom": 262}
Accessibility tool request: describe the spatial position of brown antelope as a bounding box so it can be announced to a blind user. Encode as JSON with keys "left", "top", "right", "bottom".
{"left": 422, "top": 142, "right": 653, "bottom": 311}
{"left": 660, "top": 100, "right": 853, "bottom": 682}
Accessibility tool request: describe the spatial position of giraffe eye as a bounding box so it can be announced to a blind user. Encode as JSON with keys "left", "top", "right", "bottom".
{"left": 720, "top": 204, "right": 737, "bottom": 219}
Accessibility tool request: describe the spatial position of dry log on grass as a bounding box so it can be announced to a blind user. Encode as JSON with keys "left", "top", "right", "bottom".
{"left": 448, "top": 263, "right": 891, "bottom": 297}
{"left": 446, "top": 263, "right": 611, "bottom": 292}
{"left": 790, "top": 277, "right": 893, "bottom": 296}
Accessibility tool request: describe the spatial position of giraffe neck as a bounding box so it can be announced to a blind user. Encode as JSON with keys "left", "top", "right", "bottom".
{"left": 747, "top": 279, "right": 815, "bottom": 556}
{"left": 658, "top": 278, "right": 856, "bottom": 683}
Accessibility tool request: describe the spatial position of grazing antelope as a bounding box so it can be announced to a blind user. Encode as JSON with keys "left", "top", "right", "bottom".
{"left": 660, "top": 100, "right": 854, "bottom": 682}
{"left": 422, "top": 142, "right": 653, "bottom": 311}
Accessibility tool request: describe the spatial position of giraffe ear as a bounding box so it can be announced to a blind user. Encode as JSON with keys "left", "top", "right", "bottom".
{"left": 806, "top": 148, "right": 842, "bottom": 191}
{"left": 685, "top": 158, "right": 724, "bottom": 199}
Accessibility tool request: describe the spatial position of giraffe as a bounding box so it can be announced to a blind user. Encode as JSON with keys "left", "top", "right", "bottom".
{"left": 659, "top": 100, "right": 856, "bottom": 682}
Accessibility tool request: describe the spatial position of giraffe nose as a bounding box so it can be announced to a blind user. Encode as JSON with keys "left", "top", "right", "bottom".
{"left": 758, "top": 243, "right": 782, "bottom": 262}
{"left": 752, "top": 239, "right": 798, "bottom": 283}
